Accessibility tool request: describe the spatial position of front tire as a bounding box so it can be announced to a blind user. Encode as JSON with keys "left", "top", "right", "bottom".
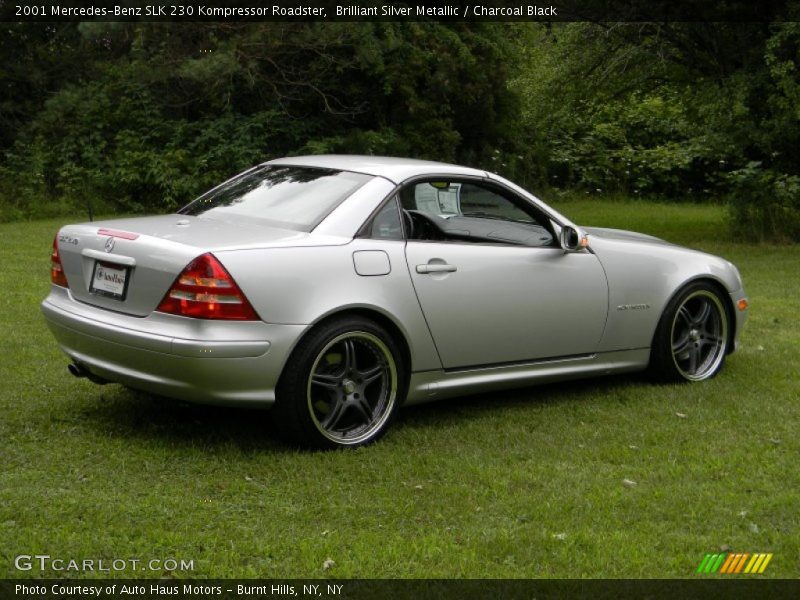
{"left": 649, "top": 282, "right": 730, "bottom": 382}
{"left": 274, "top": 316, "right": 406, "bottom": 449}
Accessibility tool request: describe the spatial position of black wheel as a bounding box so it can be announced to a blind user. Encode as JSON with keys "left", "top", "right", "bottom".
{"left": 650, "top": 282, "right": 730, "bottom": 382}
{"left": 273, "top": 316, "right": 406, "bottom": 449}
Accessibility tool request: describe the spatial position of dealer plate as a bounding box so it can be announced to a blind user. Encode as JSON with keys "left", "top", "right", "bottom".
{"left": 90, "top": 261, "right": 130, "bottom": 300}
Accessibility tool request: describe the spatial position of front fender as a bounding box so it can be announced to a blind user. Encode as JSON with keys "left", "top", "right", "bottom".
{"left": 589, "top": 236, "right": 744, "bottom": 352}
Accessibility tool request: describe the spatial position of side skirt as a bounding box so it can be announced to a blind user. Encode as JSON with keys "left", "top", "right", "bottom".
{"left": 404, "top": 348, "right": 650, "bottom": 405}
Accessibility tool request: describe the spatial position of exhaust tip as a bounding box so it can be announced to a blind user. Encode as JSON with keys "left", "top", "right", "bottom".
{"left": 67, "top": 362, "right": 109, "bottom": 385}
{"left": 67, "top": 363, "right": 86, "bottom": 378}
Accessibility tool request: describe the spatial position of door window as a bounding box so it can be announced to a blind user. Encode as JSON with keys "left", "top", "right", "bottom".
{"left": 399, "top": 180, "right": 555, "bottom": 247}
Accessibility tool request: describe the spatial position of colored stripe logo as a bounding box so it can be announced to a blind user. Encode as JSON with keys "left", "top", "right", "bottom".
{"left": 696, "top": 552, "right": 773, "bottom": 574}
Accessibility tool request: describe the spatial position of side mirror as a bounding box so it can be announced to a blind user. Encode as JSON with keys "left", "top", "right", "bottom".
{"left": 560, "top": 225, "right": 589, "bottom": 252}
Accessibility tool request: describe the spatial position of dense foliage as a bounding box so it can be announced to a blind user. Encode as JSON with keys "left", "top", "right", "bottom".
{"left": 0, "top": 17, "right": 798, "bottom": 240}
{"left": 512, "top": 20, "right": 800, "bottom": 241}
{"left": 0, "top": 22, "right": 517, "bottom": 217}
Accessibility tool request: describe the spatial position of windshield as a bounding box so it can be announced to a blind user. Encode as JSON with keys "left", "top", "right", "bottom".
{"left": 179, "top": 165, "right": 372, "bottom": 231}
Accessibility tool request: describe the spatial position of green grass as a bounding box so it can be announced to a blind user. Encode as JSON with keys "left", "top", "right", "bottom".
{"left": 1, "top": 201, "right": 798, "bottom": 579}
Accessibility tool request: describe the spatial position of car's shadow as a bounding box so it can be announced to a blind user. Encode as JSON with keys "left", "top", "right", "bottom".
{"left": 73, "top": 388, "right": 287, "bottom": 452}
{"left": 396, "top": 373, "right": 648, "bottom": 432}
{"left": 72, "top": 373, "right": 648, "bottom": 452}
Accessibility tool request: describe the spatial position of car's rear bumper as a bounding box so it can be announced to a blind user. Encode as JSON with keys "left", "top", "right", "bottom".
{"left": 41, "top": 286, "right": 305, "bottom": 406}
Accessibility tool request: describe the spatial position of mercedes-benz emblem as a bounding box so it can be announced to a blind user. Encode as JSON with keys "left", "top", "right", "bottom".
{"left": 104, "top": 237, "right": 115, "bottom": 252}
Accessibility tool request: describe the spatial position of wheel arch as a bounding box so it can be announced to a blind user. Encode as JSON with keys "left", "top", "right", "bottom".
{"left": 292, "top": 306, "right": 413, "bottom": 381}
{"left": 654, "top": 275, "right": 737, "bottom": 355}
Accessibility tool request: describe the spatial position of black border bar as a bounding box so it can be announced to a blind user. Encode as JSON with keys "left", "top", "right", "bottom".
{"left": 0, "top": 0, "right": 795, "bottom": 22}
{"left": 3, "top": 579, "right": 800, "bottom": 600}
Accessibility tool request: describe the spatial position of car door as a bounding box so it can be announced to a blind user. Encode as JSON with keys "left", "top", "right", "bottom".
{"left": 401, "top": 179, "right": 609, "bottom": 370}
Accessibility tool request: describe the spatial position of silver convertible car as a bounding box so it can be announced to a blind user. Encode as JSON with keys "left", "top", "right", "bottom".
{"left": 42, "top": 155, "right": 748, "bottom": 448}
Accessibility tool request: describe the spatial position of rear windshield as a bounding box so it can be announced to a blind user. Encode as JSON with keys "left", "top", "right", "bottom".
{"left": 179, "top": 165, "right": 372, "bottom": 231}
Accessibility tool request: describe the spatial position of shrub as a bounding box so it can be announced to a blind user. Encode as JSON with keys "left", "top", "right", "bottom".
{"left": 727, "top": 162, "right": 800, "bottom": 243}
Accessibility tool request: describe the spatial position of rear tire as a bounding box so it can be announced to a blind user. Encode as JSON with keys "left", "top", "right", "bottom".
{"left": 273, "top": 316, "right": 406, "bottom": 449}
{"left": 649, "top": 282, "right": 729, "bottom": 382}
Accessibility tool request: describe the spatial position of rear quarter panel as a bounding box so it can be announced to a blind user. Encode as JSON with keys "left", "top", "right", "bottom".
{"left": 214, "top": 239, "right": 442, "bottom": 372}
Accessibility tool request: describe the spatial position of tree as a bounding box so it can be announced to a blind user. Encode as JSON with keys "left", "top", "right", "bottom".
{"left": 0, "top": 22, "right": 521, "bottom": 217}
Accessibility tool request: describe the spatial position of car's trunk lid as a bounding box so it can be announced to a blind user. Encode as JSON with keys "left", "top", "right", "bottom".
{"left": 55, "top": 214, "right": 311, "bottom": 316}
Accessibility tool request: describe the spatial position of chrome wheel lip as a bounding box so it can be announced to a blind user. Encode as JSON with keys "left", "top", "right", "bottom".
{"left": 670, "top": 290, "right": 728, "bottom": 381}
{"left": 306, "top": 331, "right": 397, "bottom": 446}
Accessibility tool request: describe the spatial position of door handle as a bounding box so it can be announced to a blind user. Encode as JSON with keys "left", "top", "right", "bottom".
{"left": 416, "top": 263, "right": 457, "bottom": 274}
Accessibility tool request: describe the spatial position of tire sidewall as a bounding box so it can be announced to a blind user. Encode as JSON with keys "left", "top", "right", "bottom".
{"left": 275, "top": 316, "right": 407, "bottom": 449}
{"left": 650, "top": 281, "right": 730, "bottom": 383}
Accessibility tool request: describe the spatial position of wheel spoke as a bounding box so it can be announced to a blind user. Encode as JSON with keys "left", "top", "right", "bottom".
{"left": 311, "top": 372, "right": 341, "bottom": 389}
{"left": 677, "top": 305, "right": 693, "bottom": 327}
{"left": 672, "top": 332, "right": 691, "bottom": 354}
{"left": 700, "top": 319, "right": 720, "bottom": 339}
{"left": 688, "top": 345, "right": 699, "bottom": 373}
{"left": 342, "top": 339, "right": 356, "bottom": 372}
{"left": 321, "top": 396, "right": 347, "bottom": 431}
{"left": 352, "top": 396, "right": 373, "bottom": 423}
{"left": 357, "top": 364, "right": 384, "bottom": 385}
{"left": 693, "top": 301, "right": 712, "bottom": 326}
{"left": 699, "top": 336, "right": 722, "bottom": 353}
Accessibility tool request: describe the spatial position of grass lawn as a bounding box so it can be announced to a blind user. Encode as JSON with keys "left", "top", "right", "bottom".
{"left": 1, "top": 200, "right": 798, "bottom": 579}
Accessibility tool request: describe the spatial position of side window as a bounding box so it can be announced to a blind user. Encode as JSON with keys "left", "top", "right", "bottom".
{"left": 459, "top": 183, "right": 535, "bottom": 223}
{"left": 400, "top": 180, "right": 555, "bottom": 247}
{"left": 365, "top": 196, "right": 404, "bottom": 240}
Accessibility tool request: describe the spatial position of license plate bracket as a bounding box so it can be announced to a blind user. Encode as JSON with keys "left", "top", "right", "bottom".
{"left": 89, "top": 261, "right": 130, "bottom": 300}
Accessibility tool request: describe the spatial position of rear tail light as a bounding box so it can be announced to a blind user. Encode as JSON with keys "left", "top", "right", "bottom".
{"left": 51, "top": 235, "right": 69, "bottom": 288}
{"left": 156, "top": 253, "right": 258, "bottom": 321}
